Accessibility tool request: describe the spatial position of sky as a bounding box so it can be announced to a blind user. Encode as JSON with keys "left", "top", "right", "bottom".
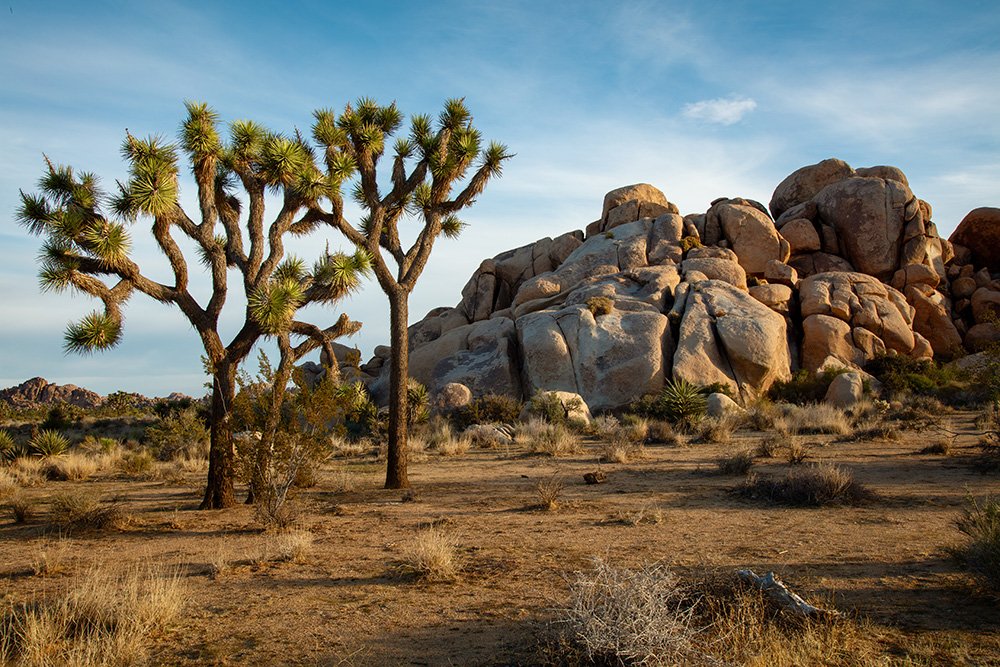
{"left": 1, "top": 0, "right": 999, "bottom": 397}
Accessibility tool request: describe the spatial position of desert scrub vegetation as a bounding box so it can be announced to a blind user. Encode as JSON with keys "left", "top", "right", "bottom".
{"left": 398, "top": 528, "right": 459, "bottom": 581}
{"left": 521, "top": 421, "right": 580, "bottom": 457}
{"left": 451, "top": 393, "right": 522, "bottom": 429}
{"left": 629, "top": 378, "right": 708, "bottom": 427}
{"left": 695, "top": 414, "right": 741, "bottom": 444}
{"left": 27, "top": 429, "right": 71, "bottom": 458}
{"left": 736, "top": 463, "right": 877, "bottom": 506}
{"left": 535, "top": 473, "right": 564, "bottom": 511}
{"left": 953, "top": 494, "right": 1000, "bottom": 592}
{"left": 772, "top": 403, "right": 852, "bottom": 436}
{"left": 864, "top": 353, "right": 972, "bottom": 405}
{"left": 0, "top": 563, "right": 183, "bottom": 665}
{"left": 49, "top": 491, "right": 131, "bottom": 531}
{"left": 143, "top": 407, "right": 209, "bottom": 461}
{"left": 767, "top": 368, "right": 848, "bottom": 405}
{"left": 716, "top": 449, "right": 756, "bottom": 476}
{"left": 585, "top": 295, "right": 614, "bottom": 317}
{"left": 550, "top": 560, "right": 888, "bottom": 666}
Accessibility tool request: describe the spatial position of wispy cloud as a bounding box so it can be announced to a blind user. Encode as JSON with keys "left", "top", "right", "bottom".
{"left": 682, "top": 96, "right": 758, "bottom": 125}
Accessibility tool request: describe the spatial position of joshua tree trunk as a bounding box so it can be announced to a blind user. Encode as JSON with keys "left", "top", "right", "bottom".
{"left": 385, "top": 287, "right": 410, "bottom": 489}
{"left": 202, "top": 362, "right": 238, "bottom": 509}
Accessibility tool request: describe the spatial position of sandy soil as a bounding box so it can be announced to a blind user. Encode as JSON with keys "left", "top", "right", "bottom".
{"left": 2, "top": 411, "right": 1000, "bottom": 665}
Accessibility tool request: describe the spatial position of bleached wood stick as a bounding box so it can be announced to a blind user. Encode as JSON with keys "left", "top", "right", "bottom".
{"left": 736, "top": 569, "right": 839, "bottom": 618}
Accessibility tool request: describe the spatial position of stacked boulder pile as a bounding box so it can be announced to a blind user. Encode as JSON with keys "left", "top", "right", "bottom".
{"left": 354, "top": 159, "right": 998, "bottom": 412}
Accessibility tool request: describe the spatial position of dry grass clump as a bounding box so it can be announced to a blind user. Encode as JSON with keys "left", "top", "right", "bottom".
{"left": 716, "top": 449, "right": 756, "bottom": 476}
{"left": 953, "top": 494, "right": 1000, "bottom": 591}
{"left": 773, "top": 403, "right": 852, "bottom": 437}
{"left": 525, "top": 422, "right": 580, "bottom": 457}
{"left": 745, "top": 400, "right": 781, "bottom": 431}
{"left": 535, "top": 474, "right": 564, "bottom": 511}
{"left": 46, "top": 452, "right": 99, "bottom": 481}
{"left": 696, "top": 415, "right": 740, "bottom": 444}
{"left": 919, "top": 440, "right": 952, "bottom": 456}
{"left": 419, "top": 419, "right": 472, "bottom": 457}
{"left": 329, "top": 436, "right": 372, "bottom": 458}
{"left": 31, "top": 537, "right": 73, "bottom": 577}
{"left": 116, "top": 449, "right": 156, "bottom": 478}
{"left": 850, "top": 418, "right": 902, "bottom": 442}
{"left": 645, "top": 420, "right": 679, "bottom": 446}
{"left": 0, "top": 563, "right": 184, "bottom": 665}
{"left": 265, "top": 529, "right": 315, "bottom": 565}
{"left": 560, "top": 559, "right": 700, "bottom": 665}
{"left": 755, "top": 435, "right": 782, "bottom": 459}
{"left": 398, "top": 528, "right": 459, "bottom": 581}
{"left": 10, "top": 494, "right": 35, "bottom": 524}
{"left": 49, "top": 491, "right": 131, "bottom": 531}
{"left": 786, "top": 442, "right": 809, "bottom": 465}
{"left": 736, "top": 463, "right": 878, "bottom": 506}
{"left": 0, "top": 468, "right": 16, "bottom": 500}
{"left": 589, "top": 415, "right": 620, "bottom": 440}
{"left": 8, "top": 457, "right": 47, "bottom": 487}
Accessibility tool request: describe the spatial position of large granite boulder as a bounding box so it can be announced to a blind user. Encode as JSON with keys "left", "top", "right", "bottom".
{"left": 950, "top": 207, "right": 1000, "bottom": 272}
{"left": 704, "top": 198, "right": 788, "bottom": 275}
{"left": 517, "top": 304, "right": 671, "bottom": 412}
{"left": 769, "top": 158, "right": 854, "bottom": 219}
{"left": 671, "top": 279, "right": 791, "bottom": 402}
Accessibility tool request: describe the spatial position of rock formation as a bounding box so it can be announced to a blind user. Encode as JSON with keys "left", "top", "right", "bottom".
{"left": 0, "top": 377, "right": 104, "bottom": 409}
{"left": 351, "top": 158, "right": 995, "bottom": 411}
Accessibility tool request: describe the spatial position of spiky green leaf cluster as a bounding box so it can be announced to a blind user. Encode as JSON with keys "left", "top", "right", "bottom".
{"left": 28, "top": 429, "right": 71, "bottom": 457}
{"left": 249, "top": 278, "right": 306, "bottom": 334}
{"left": 181, "top": 101, "right": 222, "bottom": 159}
{"left": 64, "top": 311, "right": 123, "bottom": 353}
{"left": 311, "top": 249, "right": 371, "bottom": 302}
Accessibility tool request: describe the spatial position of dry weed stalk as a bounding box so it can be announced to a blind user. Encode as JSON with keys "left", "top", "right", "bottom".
{"left": 536, "top": 474, "right": 565, "bottom": 511}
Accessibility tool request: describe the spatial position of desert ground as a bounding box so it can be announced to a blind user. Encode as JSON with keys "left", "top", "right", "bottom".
{"left": 2, "top": 404, "right": 1000, "bottom": 666}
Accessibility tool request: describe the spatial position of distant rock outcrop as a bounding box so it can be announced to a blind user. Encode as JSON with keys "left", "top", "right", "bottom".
{"left": 0, "top": 377, "right": 103, "bottom": 409}
{"left": 349, "top": 159, "right": 994, "bottom": 411}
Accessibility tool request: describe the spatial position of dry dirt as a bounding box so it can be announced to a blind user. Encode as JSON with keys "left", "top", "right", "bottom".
{"left": 2, "top": 411, "right": 1000, "bottom": 665}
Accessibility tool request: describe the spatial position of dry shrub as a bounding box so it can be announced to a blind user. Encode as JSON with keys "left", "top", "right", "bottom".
{"left": 561, "top": 559, "right": 700, "bottom": 665}
{"left": 10, "top": 494, "right": 34, "bottom": 524}
{"left": 330, "top": 436, "right": 371, "bottom": 458}
{"left": 745, "top": 400, "right": 780, "bottom": 431}
{"left": 850, "top": 419, "right": 902, "bottom": 442}
{"left": 46, "top": 452, "right": 99, "bottom": 481}
{"left": 117, "top": 449, "right": 156, "bottom": 478}
{"left": 398, "top": 528, "right": 459, "bottom": 581}
{"left": 553, "top": 563, "right": 886, "bottom": 666}
{"left": 0, "top": 563, "right": 183, "bottom": 665}
{"left": 513, "top": 417, "right": 549, "bottom": 445}
{"left": 535, "top": 474, "right": 564, "bottom": 511}
{"left": 716, "top": 449, "right": 755, "bottom": 476}
{"left": 645, "top": 420, "right": 679, "bottom": 446}
{"left": 755, "top": 435, "right": 782, "bottom": 459}
{"left": 618, "top": 416, "right": 650, "bottom": 443}
{"left": 590, "top": 415, "right": 620, "bottom": 440}
{"left": 10, "top": 458, "right": 47, "bottom": 487}
{"left": 328, "top": 467, "right": 355, "bottom": 494}
{"left": 953, "top": 493, "right": 1000, "bottom": 591}
{"left": 421, "top": 419, "right": 472, "bottom": 457}
{"left": 49, "top": 491, "right": 131, "bottom": 531}
{"left": 737, "top": 463, "right": 878, "bottom": 506}
{"left": 528, "top": 423, "right": 579, "bottom": 457}
{"left": 786, "top": 442, "right": 809, "bottom": 465}
{"left": 919, "top": 440, "right": 951, "bottom": 456}
{"left": 696, "top": 415, "right": 739, "bottom": 444}
{"left": 0, "top": 468, "right": 16, "bottom": 500}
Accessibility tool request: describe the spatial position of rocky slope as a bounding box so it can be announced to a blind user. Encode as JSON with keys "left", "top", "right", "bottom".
{"left": 353, "top": 159, "right": 998, "bottom": 411}
{"left": 0, "top": 377, "right": 104, "bottom": 409}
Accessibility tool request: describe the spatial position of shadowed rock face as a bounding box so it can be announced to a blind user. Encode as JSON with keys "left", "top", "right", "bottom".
{"left": 352, "top": 159, "right": 992, "bottom": 411}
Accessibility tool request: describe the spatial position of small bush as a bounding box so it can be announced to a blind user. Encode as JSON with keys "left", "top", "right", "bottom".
{"left": 679, "top": 235, "right": 701, "bottom": 253}
{"left": 10, "top": 494, "right": 34, "bottom": 523}
{"left": 528, "top": 423, "right": 579, "bottom": 457}
{"left": 696, "top": 415, "right": 739, "bottom": 444}
{"left": 786, "top": 442, "right": 809, "bottom": 465}
{"left": 954, "top": 494, "right": 1000, "bottom": 591}
{"left": 755, "top": 435, "right": 781, "bottom": 458}
{"left": 737, "top": 463, "right": 877, "bottom": 506}
{"left": 406, "top": 379, "right": 430, "bottom": 426}
{"left": 716, "top": 450, "right": 755, "bottom": 476}
{"left": 47, "top": 452, "right": 99, "bottom": 481}
{"left": 645, "top": 420, "right": 679, "bottom": 446}
{"left": 631, "top": 379, "right": 708, "bottom": 426}
{"left": 398, "top": 529, "right": 459, "bottom": 581}
{"left": 919, "top": 440, "right": 951, "bottom": 456}
{"left": 526, "top": 391, "right": 584, "bottom": 426}
{"left": 117, "top": 449, "right": 156, "bottom": 477}
{"left": 864, "top": 353, "right": 967, "bottom": 403}
{"left": 535, "top": 474, "right": 564, "bottom": 511}
{"left": 586, "top": 296, "right": 614, "bottom": 317}
{"left": 773, "top": 403, "right": 852, "bottom": 436}
{"left": 269, "top": 529, "right": 314, "bottom": 564}
{"left": 451, "top": 393, "right": 522, "bottom": 429}
{"left": 50, "top": 491, "right": 130, "bottom": 530}
{"left": 767, "top": 369, "right": 846, "bottom": 405}
{"left": 41, "top": 403, "right": 83, "bottom": 431}
{"left": 0, "top": 429, "right": 17, "bottom": 462}
{"left": 144, "top": 408, "right": 209, "bottom": 461}
{"left": 562, "top": 559, "right": 699, "bottom": 665}
{"left": 28, "top": 430, "right": 70, "bottom": 458}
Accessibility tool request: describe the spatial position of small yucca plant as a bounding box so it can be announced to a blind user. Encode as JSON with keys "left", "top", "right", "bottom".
{"left": 0, "top": 429, "right": 18, "bottom": 462}
{"left": 28, "top": 429, "right": 71, "bottom": 457}
{"left": 657, "top": 379, "right": 707, "bottom": 424}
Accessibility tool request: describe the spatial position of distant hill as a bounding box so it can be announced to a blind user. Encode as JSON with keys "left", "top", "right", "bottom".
{"left": 0, "top": 377, "right": 104, "bottom": 409}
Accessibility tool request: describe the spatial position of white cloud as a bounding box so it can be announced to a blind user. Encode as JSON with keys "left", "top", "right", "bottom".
{"left": 682, "top": 96, "right": 758, "bottom": 125}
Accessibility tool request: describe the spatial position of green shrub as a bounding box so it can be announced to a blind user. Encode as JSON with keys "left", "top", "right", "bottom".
{"left": 41, "top": 403, "right": 84, "bottom": 430}
{"left": 586, "top": 296, "right": 614, "bottom": 317}
{"left": 144, "top": 408, "right": 209, "bottom": 461}
{"left": 767, "top": 369, "right": 846, "bottom": 405}
{"left": 864, "top": 354, "right": 968, "bottom": 404}
{"left": 406, "top": 379, "right": 430, "bottom": 426}
{"left": 631, "top": 379, "right": 707, "bottom": 425}
{"left": 954, "top": 494, "right": 1000, "bottom": 591}
{"left": 28, "top": 430, "right": 71, "bottom": 457}
{"left": 0, "top": 429, "right": 17, "bottom": 461}
{"left": 679, "top": 235, "right": 702, "bottom": 253}
{"left": 525, "top": 391, "right": 584, "bottom": 426}
{"left": 452, "top": 393, "right": 522, "bottom": 429}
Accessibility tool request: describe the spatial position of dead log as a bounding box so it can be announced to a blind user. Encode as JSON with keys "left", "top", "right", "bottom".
{"left": 736, "top": 569, "right": 839, "bottom": 619}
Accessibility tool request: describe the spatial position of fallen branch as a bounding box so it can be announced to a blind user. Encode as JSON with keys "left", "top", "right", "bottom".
{"left": 736, "top": 569, "right": 840, "bottom": 619}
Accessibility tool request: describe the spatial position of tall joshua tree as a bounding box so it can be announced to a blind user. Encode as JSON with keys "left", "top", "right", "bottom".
{"left": 17, "top": 102, "right": 369, "bottom": 508}
{"left": 308, "top": 98, "right": 511, "bottom": 488}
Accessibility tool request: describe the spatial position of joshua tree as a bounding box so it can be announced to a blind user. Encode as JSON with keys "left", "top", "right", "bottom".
{"left": 309, "top": 98, "right": 511, "bottom": 488}
{"left": 17, "top": 102, "right": 369, "bottom": 508}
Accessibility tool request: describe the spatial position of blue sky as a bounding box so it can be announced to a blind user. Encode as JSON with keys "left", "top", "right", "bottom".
{"left": 2, "top": 0, "right": 999, "bottom": 396}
